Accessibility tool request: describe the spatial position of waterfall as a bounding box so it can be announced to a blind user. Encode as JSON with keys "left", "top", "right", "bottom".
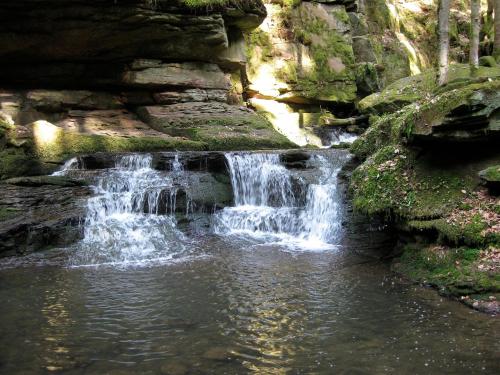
{"left": 71, "top": 154, "right": 189, "bottom": 266}
{"left": 51, "top": 150, "right": 348, "bottom": 265}
{"left": 51, "top": 157, "right": 79, "bottom": 176}
{"left": 214, "top": 152, "right": 347, "bottom": 250}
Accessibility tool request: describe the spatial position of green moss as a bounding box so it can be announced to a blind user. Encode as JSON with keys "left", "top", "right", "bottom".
{"left": 0, "top": 148, "right": 43, "bottom": 180}
{"left": 359, "top": 64, "right": 500, "bottom": 114}
{"left": 259, "top": 1, "right": 356, "bottom": 102}
{"left": 0, "top": 207, "right": 20, "bottom": 222}
{"left": 480, "top": 165, "right": 500, "bottom": 181}
{"left": 34, "top": 132, "right": 207, "bottom": 162}
{"left": 351, "top": 145, "right": 413, "bottom": 217}
{"left": 245, "top": 28, "right": 273, "bottom": 68}
{"left": 394, "top": 245, "right": 499, "bottom": 296}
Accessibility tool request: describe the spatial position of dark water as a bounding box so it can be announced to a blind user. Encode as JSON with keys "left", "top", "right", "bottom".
{"left": 0, "top": 237, "right": 498, "bottom": 375}
{"left": 1, "top": 151, "right": 499, "bottom": 374}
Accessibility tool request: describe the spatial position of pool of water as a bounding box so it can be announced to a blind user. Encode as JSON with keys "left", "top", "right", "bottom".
{"left": 1, "top": 151, "right": 498, "bottom": 374}
{"left": 0, "top": 236, "right": 498, "bottom": 375}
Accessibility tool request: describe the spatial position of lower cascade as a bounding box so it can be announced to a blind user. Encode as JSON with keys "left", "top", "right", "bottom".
{"left": 70, "top": 154, "right": 190, "bottom": 266}
{"left": 214, "top": 152, "right": 348, "bottom": 249}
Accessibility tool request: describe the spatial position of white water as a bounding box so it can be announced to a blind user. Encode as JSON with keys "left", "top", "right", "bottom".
{"left": 51, "top": 157, "right": 79, "bottom": 176}
{"left": 70, "top": 154, "right": 189, "bottom": 266}
{"left": 214, "top": 153, "right": 346, "bottom": 250}
{"left": 51, "top": 151, "right": 348, "bottom": 266}
{"left": 327, "top": 130, "right": 358, "bottom": 146}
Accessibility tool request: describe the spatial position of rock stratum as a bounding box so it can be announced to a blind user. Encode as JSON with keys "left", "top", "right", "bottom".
{"left": 0, "top": 0, "right": 296, "bottom": 180}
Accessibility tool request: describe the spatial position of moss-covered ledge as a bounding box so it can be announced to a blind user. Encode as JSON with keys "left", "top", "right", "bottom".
{"left": 358, "top": 64, "right": 500, "bottom": 115}
{"left": 0, "top": 118, "right": 296, "bottom": 179}
{"left": 349, "top": 78, "right": 500, "bottom": 313}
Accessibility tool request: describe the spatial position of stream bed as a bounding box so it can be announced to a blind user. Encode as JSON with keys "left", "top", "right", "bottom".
{"left": 0, "top": 151, "right": 498, "bottom": 374}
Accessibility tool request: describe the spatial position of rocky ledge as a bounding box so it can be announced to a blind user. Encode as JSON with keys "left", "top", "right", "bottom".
{"left": 350, "top": 71, "right": 500, "bottom": 314}
{"left": 0, "top": 0, "right": 296, "bottom": 181}
{"left": 0, "top": 176, "right": 92, "bottom": 256}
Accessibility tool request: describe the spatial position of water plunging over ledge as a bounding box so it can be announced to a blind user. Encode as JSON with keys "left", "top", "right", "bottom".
{"left": 58, "top": 150, "right": 352, "bottom": 266}
{"left": 214, "top": 152, "right": 349, "bottom": 249}
{"left": 72, "top": 154, "right": 190, "bottom": 267}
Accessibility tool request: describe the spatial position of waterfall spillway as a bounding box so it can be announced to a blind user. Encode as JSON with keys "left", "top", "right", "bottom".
{"left": 214, "top": 152, "right": 347, "bottom": 249}
{"left": 72, "top": 154, "right": 189, "bottom": 266}
{"left": 54, "top": 150, "right": 348, "bottom": 266}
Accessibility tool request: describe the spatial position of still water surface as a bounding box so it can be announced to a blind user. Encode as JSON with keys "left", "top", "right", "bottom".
{"left": 0, "top": 237, "right": 498, "bottom": 374}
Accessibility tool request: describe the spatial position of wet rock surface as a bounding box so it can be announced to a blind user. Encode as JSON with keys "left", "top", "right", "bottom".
{"left": 0, "top": 183, "right": 92, "bottom": 256}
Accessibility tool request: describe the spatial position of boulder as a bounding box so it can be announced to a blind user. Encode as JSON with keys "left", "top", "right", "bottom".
{"left": 479, "top": 165, "right": 500, "bottom": 194}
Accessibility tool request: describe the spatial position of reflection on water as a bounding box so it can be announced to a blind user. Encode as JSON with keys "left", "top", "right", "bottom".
{"left": 0, "top": 238, "right": 498, "bottom": 374}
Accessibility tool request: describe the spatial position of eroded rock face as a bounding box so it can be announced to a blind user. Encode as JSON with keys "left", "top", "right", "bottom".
{"left": 0, "top": 0, "right": 296, "bottom": 175}
{"left": 0, "top": 182, "right": 92, "bottom": 256}
{"left": 245, "top": 1, "right": 357, "bottom": 104}
{"left": 410, "top": 81, "right": 500, "bottom": 144}
{"left": 0, "top": 1, "right": 227, "bottom": 64}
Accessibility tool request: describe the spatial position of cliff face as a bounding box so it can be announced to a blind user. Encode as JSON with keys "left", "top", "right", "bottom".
{"left": 241, "top": 0, "right": 460, "bottom": 146}
{"left": 0, "top": 0, "right": 294, "bottom": 179}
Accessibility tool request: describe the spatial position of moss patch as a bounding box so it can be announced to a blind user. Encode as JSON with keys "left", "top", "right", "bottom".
{"left": 394, "top": 245, "right": 499, "bottom": 296}
{"left": 0, "top": 207, "right": 20, "bottom": 222}
{"left": 359, "top": 64, "right": 500, "bottom": 114}
{"left": 34, "top": 131, "right": 207, "bottom": 163}
{"left": 279, "top": 5, "right": 356, "bottom": 102}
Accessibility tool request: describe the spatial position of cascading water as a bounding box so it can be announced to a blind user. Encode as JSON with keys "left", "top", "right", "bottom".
{"left": 53, "top": 150, "right": 349, "bottom": 266}
{"left": 214, "top": 152, "right": 348, "bottom": 249}
{"left": 69, "top": 154, "right": 190, "bottom": 266}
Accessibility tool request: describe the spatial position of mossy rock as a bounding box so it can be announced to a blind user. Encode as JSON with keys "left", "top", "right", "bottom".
{"left": 137, "top": 103, "right": 297, "bottom": 151}
{"left": 479, "top": 56, "right": 497, "bottom": 67}
{"left": 394, "top": 245, "right": 499, "bottom": 297}
{"left": 479, "top": 165, "right": 500, "bottom": 194}
{"left": 358, "top": 64, "right": 500, "bottom": 114}
{"left": 245, "top": 1, "right": 357, "bottom": 103}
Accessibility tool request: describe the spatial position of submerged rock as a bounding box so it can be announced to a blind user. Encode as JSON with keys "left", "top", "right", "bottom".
{"left": 202, "top": 347, "right": 236, "bottom": 362}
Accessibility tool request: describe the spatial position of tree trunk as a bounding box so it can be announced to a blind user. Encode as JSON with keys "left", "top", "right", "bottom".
{"left": 487, "top": 0, "right": 494, "bottom": 19}
{"left": 438, "top": 0, "right": 451, "bottom": 85}
{"left": 494, "top": 0, "right": 500, "bottom": 59}
{"left": 470, "top": 0, "right": 481, "bottom": 73}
